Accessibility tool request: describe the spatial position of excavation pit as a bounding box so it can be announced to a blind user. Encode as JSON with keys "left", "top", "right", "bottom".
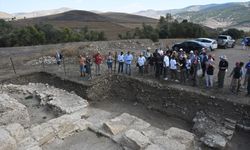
{"left": 1, "top": 72, "right": 250, "bottom": 150}
{"left": 9, "top": 92, "right": 60, "bottom": 125}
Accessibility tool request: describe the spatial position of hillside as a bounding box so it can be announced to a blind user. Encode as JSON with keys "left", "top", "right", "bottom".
{"left": 100, "top": 12, "right": 158, "bottom": 28}
{"left": 10, "top": 10, "right": 157, "bottom": 40}
{"left": 135, "top": 1, "right": 250, "bottom": 30}
{"left": 0, "top": 11, "right": 12, "bottom": 19}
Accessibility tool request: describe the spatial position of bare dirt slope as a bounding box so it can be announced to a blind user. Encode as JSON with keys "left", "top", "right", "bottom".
{"left": 11, "top": 10, "right": 159, "bottom": 40}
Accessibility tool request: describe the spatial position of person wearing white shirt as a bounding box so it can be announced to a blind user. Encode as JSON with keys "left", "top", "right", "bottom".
{"left": 124, "top": 51, "right": 133, "bottom": 75}
{"left": 117, "top": 52, "right": 124, "bottom": 73}
{"left": 137, "top": 54, "right": 146, "bottom": 75}
{"left": 163, "top": 52, "right": 170, "bottom": 80}
{"left": 170, "top": 56, "right": 178, "bottom": 81}
{"left": 186, "top": 56, "right": 192, "bottom": 79}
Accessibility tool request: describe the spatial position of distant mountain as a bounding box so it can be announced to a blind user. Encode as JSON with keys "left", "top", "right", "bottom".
{"left": 13, "top": 7, "right": 73, "bottom": 19}
{"left": 0, "top": 11, "right": 13, "bottom": 19}
{"left": 135, "top": 1, "right": 250, "bottom": 30}
{"left": 135, "top": 4, "right": 219, "bottom": 19}
{"left": 11, "top": 10, "right": 157, "bottom": 39}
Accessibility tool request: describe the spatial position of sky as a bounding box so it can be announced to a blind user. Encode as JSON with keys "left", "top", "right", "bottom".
{"left": 0, "top": 0, "right": 249, "bottom": 14}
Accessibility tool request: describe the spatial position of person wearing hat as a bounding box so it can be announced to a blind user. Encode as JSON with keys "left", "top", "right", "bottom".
{"left": 218, "top": 55, "right": 229, "bottom": 88}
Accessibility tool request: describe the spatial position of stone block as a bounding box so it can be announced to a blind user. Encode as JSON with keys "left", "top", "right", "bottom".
{"left": 121, "top": 129, "right": 151, "bottom": 150}
{"left": 0, "top": 128, "right": 17, "bottom": 150}
{"left": 164, "top": 127, "right": 195, "bottom": 147}
{"left": 153, "top": 136, "right": 187, "bottom": 150}
{"left": 103, "top": 113, "right": 150, "bottom": 136}
{"left": 6, "top": 123, "right": 26, "bottom": 142}
{"left": 17, "top": 137, "right": 39, "bottom": 150}
{"left": 30, "top": 123, "right": 56, "bottom": 146}
{"left": 145, "top": 144, "right": 165, "bottom": 150}
{"left": 200, "top": 133, "right": 227, "bottom": 149}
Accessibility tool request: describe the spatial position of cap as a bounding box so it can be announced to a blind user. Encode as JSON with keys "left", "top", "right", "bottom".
{"left": 190, "top": 50, "right": 194, "bottom": 54}
{"left": 180, "top": 48, "right": 183, "bottom": 51}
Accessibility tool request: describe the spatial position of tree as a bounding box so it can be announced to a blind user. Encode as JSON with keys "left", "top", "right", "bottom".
{"left": 221, "top": 28, "right": 244, "bottom": 39}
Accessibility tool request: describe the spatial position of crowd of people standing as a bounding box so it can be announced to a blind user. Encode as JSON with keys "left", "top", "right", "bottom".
{"left": 74, "top": 47, "right": 250, "bottom": 96}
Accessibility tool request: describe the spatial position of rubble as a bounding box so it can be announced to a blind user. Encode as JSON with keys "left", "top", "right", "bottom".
{"left": 0, "top": 94, "right": 30, "bottom": 127}
{"left": 200, "top": 133, "right": 227, "bottom": 149}
{"left": 192, "top": 111, "right": 236, "bottom": 149}
{"left": 2, "top": 83, "right": 89, "bottom": 114}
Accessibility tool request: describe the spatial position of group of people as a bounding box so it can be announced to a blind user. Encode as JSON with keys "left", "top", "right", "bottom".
{"left": 56, "top": 47, "right": 249, "bottom": 96}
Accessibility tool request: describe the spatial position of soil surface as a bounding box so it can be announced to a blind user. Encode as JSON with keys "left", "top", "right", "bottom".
{"left": 0, "top": 40, "right": 250, "bottom": 150}
{"left": 90, "top": 98, "right": 192, "bottom": 131}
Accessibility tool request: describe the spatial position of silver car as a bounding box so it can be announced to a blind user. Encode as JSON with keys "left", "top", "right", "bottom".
{"left": 195, "top": 38, "right": 218, "bottom": 51}
{"left": 217, "top": 35, "right": 235, "bottom": 49}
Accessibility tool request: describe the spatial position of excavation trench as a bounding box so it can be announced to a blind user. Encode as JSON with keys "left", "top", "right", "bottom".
{"left": 1, "top": 72, "right": 250, "bottom": 150}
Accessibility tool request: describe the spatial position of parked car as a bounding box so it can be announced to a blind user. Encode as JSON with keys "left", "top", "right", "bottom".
{"left": 245, "top": 37, "right": 250, "bottom": 46}
{"left": 217, "top": 35, "right": 235, "bottom": 48}
{"left": 194, "top": 38, "right": 218, "bottom": 51}
{"left": 172, "top": 40, "right": 208, "bottom": 53}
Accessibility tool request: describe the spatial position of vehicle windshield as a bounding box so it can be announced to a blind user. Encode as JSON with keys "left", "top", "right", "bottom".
{"left": 218, "top": 36, "right": 227, "bottom": 39}
{"left": 196, "top": 39, "right": 212, "bottom": 43}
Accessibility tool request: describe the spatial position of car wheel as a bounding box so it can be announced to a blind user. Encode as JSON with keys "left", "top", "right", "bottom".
{"left": 231, "top": 43, "right": 235, "bottom": 48}
{"left": 210, "top": 47, "right": 213, "bottom": 51}
{"left": 224, "top": 43, "right": 228, "bottom": 49}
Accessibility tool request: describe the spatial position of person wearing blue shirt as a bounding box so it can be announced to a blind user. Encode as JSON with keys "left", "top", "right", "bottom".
{"left": 124, "top": 51, "right": 133, "bottom": 76}
{"left": 242, "top": 36, "right": 248, "bottom": 50}
{"left": 244, "top": 56, "right": 250, "bottom": 96}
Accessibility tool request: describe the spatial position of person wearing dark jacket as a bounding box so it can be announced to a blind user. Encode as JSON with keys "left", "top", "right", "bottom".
{"left": 218, "top": 56, "right": 229, "bottom": 88}
{"left": 229, "top": 62, "right": 242, "bottom": 94}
